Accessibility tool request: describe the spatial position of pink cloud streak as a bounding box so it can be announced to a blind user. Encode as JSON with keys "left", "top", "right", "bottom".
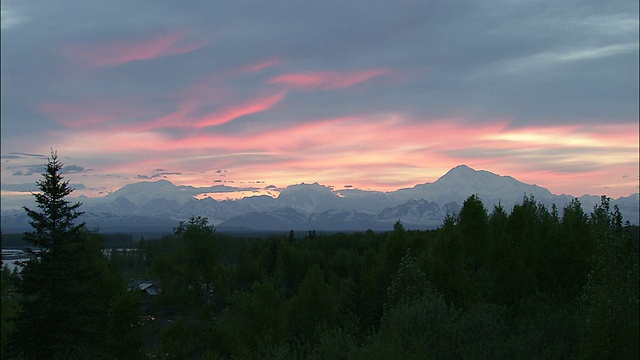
{"left": 268, "top": 69, "right": 391, "bottom": 90}
{"left": 41, "top": 89, "right": 285, "bottom": 132}
{"left": 192, "top": 92, "right": 286, "bottom": 128}
{"left": 241, "top": 58, "right": 282, "bottom": 74}
{"left": 67, "top": 31, "right": 207, "bottom": 69}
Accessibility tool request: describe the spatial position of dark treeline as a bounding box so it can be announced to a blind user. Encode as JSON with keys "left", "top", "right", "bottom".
{"left": 111, "top": 195, "right": 637, "bottom": 360}
{"left": 1, "top": 153, "right": 638, "bottom": 359}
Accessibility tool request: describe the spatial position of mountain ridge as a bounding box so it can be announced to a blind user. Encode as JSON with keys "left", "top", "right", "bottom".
{"left": 2, "top": 165, "right": 638, "bottom": 233}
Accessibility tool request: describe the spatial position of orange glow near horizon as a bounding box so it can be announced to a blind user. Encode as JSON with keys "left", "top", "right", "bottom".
{"left": 8, "top": 115, "right": 633, "bottom": 200}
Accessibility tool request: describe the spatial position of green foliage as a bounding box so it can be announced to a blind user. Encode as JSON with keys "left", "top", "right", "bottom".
{"left": 505, "top": 298, "right": 579, "bottom": 360}
{"left": 307, "top": 325, "right": 360, "bottom": 360}
{"left": 1, "top": 265, "right": 20, "bottom": 358}
{"left": 159, "top": 316, "right": 198, "bottom": 359}
{"left": 458, "top": 194, "right": 489, "bottom": 269}
{"left": 288, "top": 264, "right": 336, "bottom": 342}
{"left": 101, "top": 193, "right": 637, "bottom": 359}
{"left": 151, "top": 216, "right": 220, "bottom": 314}
{"left": 235, "top": 247, "right": 262, "bottom": 289}
{"left": 456, "top": 302, "right": 506, "bottom": 359}
{"left": 106, "top": 290, "right": 145, "bottom": 360}
{"left": 578, "top": 197, "right": 639, "bottom": 359}
{"left": 368, "top": 290, "right": 461, "bottom": 359}
{"left": 224, "top": 280, "right": 288, "bottom": 354}
{"left": 426, "top": 213, "right": 475, "bottom": 307}
{"left": 176, "top": 216, "right": 219, "bottom": 307}
{"left": 386, "top": 249, "right": 428, "bottom": 309}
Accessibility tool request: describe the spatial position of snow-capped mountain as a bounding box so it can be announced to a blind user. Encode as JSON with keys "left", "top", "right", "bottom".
{"left": 275, "top": 183, "right": 343, "bottom": 213}
{"left": 395, "top": 165, "right": 556, "bottom": 209}
{"left": 2, "top": 165, "right": 638, "bottom": 233}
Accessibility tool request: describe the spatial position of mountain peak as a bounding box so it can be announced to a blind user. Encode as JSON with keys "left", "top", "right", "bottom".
{"left": 436, "top": 164, "right": 479, "bottom": 182}
{"left": 106, "top": 179, "right": 193, "bottom": 206}
{"left": 116, "top": 179, "right": 176, "bottom": 191}
{"left": 281, "top": 182, "right": 331, "bottom": 193}
{"left": 454, "top": 164, "right": 474, "bottom": 170}
{"left": 277, "top": 182, "right": 341, "bottom": 213}
{"left": 446, "top": 164, "right": 476, "bottom": 175}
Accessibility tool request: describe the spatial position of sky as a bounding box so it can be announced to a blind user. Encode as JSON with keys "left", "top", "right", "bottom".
{"left": 1, "top": 0, "right": 638, "bottom": 207}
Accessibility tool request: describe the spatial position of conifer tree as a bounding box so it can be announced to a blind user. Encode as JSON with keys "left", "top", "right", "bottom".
{"left": 11, "top": 151, "right": 122, "bottom": 359}
{"left": 22, "top": 151, "right": 85, "bottom": 252}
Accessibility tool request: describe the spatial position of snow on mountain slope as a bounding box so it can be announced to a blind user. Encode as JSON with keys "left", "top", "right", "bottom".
{"left": 394, "top": 165, "right": 555, "bottom": 209}
{"left": 2, "top": 165, "right": 638, "bottom": 232}
{"left": 276, "top": 183, "right": 343, "bottom": 213}
{"left": 104, "top": 180, "right": 194, "bottom": 205}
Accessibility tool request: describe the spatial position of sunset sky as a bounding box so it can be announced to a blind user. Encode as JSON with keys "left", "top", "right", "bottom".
{"left": 1, "top": 0, "right": 638, "bottom": 206}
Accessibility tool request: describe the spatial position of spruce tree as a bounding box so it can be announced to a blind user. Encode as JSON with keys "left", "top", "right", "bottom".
{"left": 22, "top": 151, "right": 85, "bottom": 251}
{"left": 11, "top": 151, "right": 122, "bottom": 359}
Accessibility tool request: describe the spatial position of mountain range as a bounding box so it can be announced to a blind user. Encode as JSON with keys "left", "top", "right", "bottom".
{"left": 1, "top": 165, "right": 638, "bottom": 234}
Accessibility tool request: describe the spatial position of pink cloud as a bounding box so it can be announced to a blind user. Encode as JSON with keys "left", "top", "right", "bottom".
{"left": 126, "top": 101, "right": 199, "bottom": 131}
{"left": 66, "top": 31, "right": 207, "bottom": 69}
{"left": 38, "top": 102, "right": 115, "bottom": 127}
{"left": 48, "top": 117, "right": 638, "bottom": 198}
{"left": 192, "top": 92, "right": 286, "bottom": 128}
{"left": 124, "top": 91, "right": 287, "bottom": 131}
{"left": 39, "top": 87, "right": 283, "bottom": 132}
{"left": 268, "top": 69, "right": 391, "bottom": 90}
{"left": 241, "top": 58, "right": 282, "bottom": 74}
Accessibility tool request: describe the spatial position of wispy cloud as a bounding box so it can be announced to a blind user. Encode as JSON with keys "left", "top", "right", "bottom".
{"left": 1, "top": 152, "right": 46, "bottom": 159}
{"left": 65, "top": 30, "right": 208, "bottom": 69}
{"left": 497, "top": 43, "right": 638, "bottom": 74}
{"left": 0, "top": 3, "right": 26, "bottom": 29}
{"left": 268, "top": 69, "right": 391, "bottom": 90}
{"left": 10, "top": 164, "right": 45, "bottom": 176}
{"left": 61, "top": 165, "right": 92, "bottom": 174}
{"left": 192, "top": 92, "right": 286, "bottom": 128}
{"left": 241, "top": 58, "right": 283, "bottom": 74}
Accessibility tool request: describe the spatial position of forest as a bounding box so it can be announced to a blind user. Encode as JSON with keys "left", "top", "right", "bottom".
{"left": 1, "top": 154, "right": 639, "bottom": 359}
